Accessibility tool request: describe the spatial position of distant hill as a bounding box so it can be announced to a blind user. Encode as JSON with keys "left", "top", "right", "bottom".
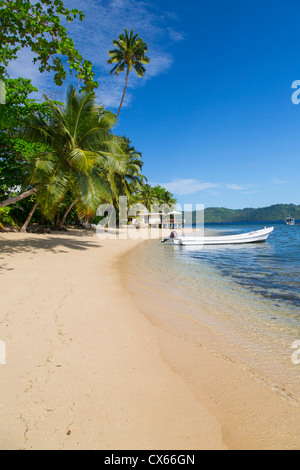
{"left": 187, "top": 204, "right": 300, "bottom": 224}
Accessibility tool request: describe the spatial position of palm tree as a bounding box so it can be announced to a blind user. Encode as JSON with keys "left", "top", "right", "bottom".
{"left": 154, "top": 187, "right": 177, "bottom": 210}
{"left": 0, "top": 187, "right": 39, "bottom": 208}
{"left": 23, "top": 86, "right": 125, "bottom": 226}
{"left": 109, "top": 137, "right": 146, "bottom": 201}
{"left": 108, "top": 29, "right": 150, "bottom": 117}
{"left": 20, "top": 200, "right": 38, "bottom": 232}
{"left": 136, "top": 184, "right": 158, "bottom": 211}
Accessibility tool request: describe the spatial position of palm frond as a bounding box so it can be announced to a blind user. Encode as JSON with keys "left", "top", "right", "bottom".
{"left": 67, "top": 149, "right": 97, "bottom": 173}
{"left": 36, "top": 160, "right": 70, "bottom": 219}
{"left": 72, "top": 171, "right": 112, "bottom": 218}
{"left": 107, "top": 29, "right": 150, "bottom": 114}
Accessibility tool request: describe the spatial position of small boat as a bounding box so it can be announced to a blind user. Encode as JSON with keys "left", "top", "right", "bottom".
{"left": 162, "top": 227, "right": 274, "bottom": 246}
{"left": 286, "top": 217, "right": 295, "bottom": 226}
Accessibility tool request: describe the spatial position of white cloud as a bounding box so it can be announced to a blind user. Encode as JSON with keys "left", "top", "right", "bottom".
{"left": 145, "top": 53, "right": 174, "bottom": 80}
{"left": 226, "top": 184, "right": 246, "bottom": 190}
{"left": 226, "top": 183, "right": 261, "bottom": 195}
{"left": 109, "top": 0, "right": 126, "bottom": 8}
{"left": 5, "top": 0, "right": 183, "bottom": 109}
{"left": 167, "top": 28, "right": 185, "bottom": 42}
{"left": 154, "top": 179, "right": 220, "bottom": 196}
{"left": 242, "top": 190, "right": 260, "bottom": 195}
{"left": 272, "top": 177, "right": 287, "bottom": 185}
{"left": 63, "top": 0, "right": 182, "bottom": 108}
{"left": 7, "top": 48, "right": 45, "bottom": 88}
{"left": 152, "top": 179, "right": 261, "bottom": 197}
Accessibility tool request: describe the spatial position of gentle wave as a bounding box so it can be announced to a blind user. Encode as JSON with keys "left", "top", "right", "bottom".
{"left": 183, "top": 223, "right": 300, "bottom": 310}
{"left": 124, "top": 223, "right": 300, "bottom": 404}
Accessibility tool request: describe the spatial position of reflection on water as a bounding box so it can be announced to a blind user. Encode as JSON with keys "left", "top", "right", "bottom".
{"left": 180, "top": 224, "right": 300, "bottom": 310}
{"left": 124, "top": 223, "right": 300, "bottom": 404}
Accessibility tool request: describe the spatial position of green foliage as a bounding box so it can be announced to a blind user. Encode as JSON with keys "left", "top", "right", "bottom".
{"left": 108, "top": 29, "right": 150, "bottom": 77}
{"left": 135, "top": 184, "right": 177, "bottom": 211}
{"left": 108, "top": 29, "right": 150, "bottom": 116}
{"left": 0, "top": 78, "right": 54, "bottom": 199}
{"left": 0, "top": 207, "right": 18, "bottom": 228}
{"left": 108, "top": 136, "right": 146, "bottom": 204}
{"left": 0, "top": 0, "right": 98, "bottom": 92}
{"left": 23, "top": 85, "right": 125, "bottom": 220}
{"left": 151, "top": 185, "right": 177, "bottom": 208}
{"left": 0, "top": 62, "right": 176, "bottom": 230}
{"left": 192, "top": 204, "right": 300, "bottom": 223}
{"left": 0, "top": 80, "right": 163, "bottom": 228}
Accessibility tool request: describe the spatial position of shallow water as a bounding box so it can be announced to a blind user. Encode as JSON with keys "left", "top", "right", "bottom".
{"left": 123, "top": 223, "right": 300, "bottom": 405}
{"left": 189, "top": 223, "right": 300, "bottom": 309}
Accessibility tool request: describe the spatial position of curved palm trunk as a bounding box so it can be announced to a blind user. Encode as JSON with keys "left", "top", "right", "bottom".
{"left": 59, "top": 199, "right": 78, "bottom": 228}
{"left": 0, "top": 187, "right": 39, "bottom": 208}
{"left": 20, "top": 201, "right": 38, "bottom": 233}
{"left": 116, "top": 66, "right": 130, "bottom": 118}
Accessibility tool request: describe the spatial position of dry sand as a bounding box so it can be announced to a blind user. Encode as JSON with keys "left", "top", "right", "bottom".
{"left": 0, "top": 229, "right": 226, "bottom": 450}
{"left": 0, "top": 229, "right": 299, "bottom": 450}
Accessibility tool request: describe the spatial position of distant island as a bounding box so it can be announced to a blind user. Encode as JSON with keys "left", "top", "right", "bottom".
{"left": 187, "top": 204, "right": 300, "bottom": 224}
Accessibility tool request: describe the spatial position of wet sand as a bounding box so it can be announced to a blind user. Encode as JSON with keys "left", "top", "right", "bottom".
{"left": 121, "top": 240, "right": 300, "bottom": 450}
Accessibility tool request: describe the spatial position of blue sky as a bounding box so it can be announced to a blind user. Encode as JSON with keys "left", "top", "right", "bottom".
{"left": 7, "top": 0, "right": 300, "bottom": 209}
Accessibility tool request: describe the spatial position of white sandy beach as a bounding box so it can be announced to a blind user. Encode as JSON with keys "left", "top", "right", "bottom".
{"left": 0, "top": 229, "right": 226, "bottom": 450}
{"left": 0, "top": 229, "right": 299, "bottom": 450}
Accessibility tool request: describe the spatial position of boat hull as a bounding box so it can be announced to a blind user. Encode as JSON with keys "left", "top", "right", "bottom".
{"left": 172, "top": 227, "right": 274, "bottom": 246}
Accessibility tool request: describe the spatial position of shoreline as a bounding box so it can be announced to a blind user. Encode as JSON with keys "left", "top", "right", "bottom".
{"left": 0, "top": 229, "right": 226, "bottom": 450}
{"left": 1, "top": 228, "right": 299, "bottom": 450}
{"left": 120, "top": 239, "right": 300, "bottom": 450}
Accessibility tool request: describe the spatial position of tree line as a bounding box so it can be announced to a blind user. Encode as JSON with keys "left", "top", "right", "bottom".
{"left": 190, "top": 204, "right": 300, "bottom": 224}
{"left": 0, "top": 1, "right": 176, "bottom": 231}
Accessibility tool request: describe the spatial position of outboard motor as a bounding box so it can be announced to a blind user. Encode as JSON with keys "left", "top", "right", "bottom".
{"left": 161, "top": 231, "right": 178, "bottom": 243}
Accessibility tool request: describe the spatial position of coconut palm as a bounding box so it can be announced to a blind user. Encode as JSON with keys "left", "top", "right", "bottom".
{"left": 20, "top": 200, "right": 39, "bottom": 232}
{"left": 0, "top": 187, "right": 39, "bottom": 208}
{"left": 109, "top": 137, "right": 146, "bottom": 200}
{"left": 108, "top": 29, "right": 150, "bottom": 117}
{"left": 135, "top": 184, "right": 177, "bottom": 214}
{"left": 23, "top": 86, "right": 125, "bottom": 224}
{"left": 136, "top": 184, "right": 158, "bottom": 211}
{"left": 154, "top": 186, "right": 177, "bottom": 209}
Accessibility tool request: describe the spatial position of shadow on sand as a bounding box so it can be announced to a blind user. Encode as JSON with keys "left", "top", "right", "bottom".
{"left": 0, "top": 229, "right": 102, "bottom": 255}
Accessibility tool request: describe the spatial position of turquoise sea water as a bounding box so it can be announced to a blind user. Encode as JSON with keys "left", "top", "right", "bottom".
{"left": 189, "top": 222, "right": 300, "bottom": 310}
{"left": 124, "top": 222, "right": 300, "bottom": 403}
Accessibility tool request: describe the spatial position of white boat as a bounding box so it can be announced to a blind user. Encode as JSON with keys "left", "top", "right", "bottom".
{"left": 162, "top": 227, "right": 274, "bottom": 246}
{"left": 286, "top": 217, "right": 295, "bottom": 226}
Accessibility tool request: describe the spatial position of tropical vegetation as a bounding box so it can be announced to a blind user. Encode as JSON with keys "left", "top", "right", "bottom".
{"left": 0, "top": 0, "right": 98, "bottom": 92}
{"left": 0, "top": 3, "right": 176, "bottom": 232}
{"left": 133, "top": 184, "right": 177, "bottom": 211}
{"left": 0, "top": 207, "right": 18, "bottom": 230}
{"left": 190, "top": 204, "right": 300, "bottom": 224}
{"left": 0, "top": 82, "right": 176, "bottom": 231}
{"left": 0, "top": 83, "right": 174, "bottom": 230}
